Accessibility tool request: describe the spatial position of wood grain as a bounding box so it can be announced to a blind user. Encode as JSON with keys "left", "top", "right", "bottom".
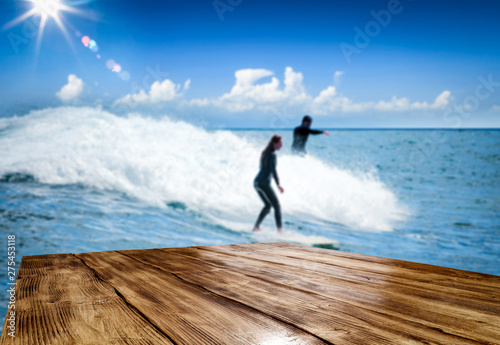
{"left": 76, "top": 250, "right": 327, "bottom": 345}
{"left": 123, "top": 246, "right": 500, "bottom": 344}
{"left": 0, "top": 253, "right": 174, "bottom": 345}
{"left": 2, "top": 242, "right": 499, "bottom": 344}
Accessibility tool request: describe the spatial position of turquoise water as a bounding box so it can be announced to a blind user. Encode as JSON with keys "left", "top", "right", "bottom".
{"left": 1, "top": 107, "right": 499, "bottom": 324}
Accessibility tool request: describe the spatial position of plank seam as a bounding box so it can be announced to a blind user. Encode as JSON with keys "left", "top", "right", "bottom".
{"left": 197, "top": 246, "right": 500, "bottom": 299}
{"left": 168, "top": 248, "right": 497, "bottom": 344}
{"left": 240, "top": 244, "right": 500, "bottom": 284}
{"left": 172, "top": 271, "right": 334, "bottom": 345}
{"left": 166, "top": 264, "right": 449, "bottom": 345}
{"left": 125, "top": 249, "right": 486, "bottom": 344}
{"left": 162, "top": 248, "right": 338, "bottom": 299}
{"left": 117, "top": 250, "right": 335, "bottom": 345}
{"left": 257, "top": 243, "right": 500, "bottom": 279}
{"left": 73, "top": 253, "right": 180, "bottom": 345}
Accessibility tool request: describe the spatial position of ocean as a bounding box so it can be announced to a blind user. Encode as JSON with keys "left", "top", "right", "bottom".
{"left": 1, "top": 106, "right": 499, "bottom": 323}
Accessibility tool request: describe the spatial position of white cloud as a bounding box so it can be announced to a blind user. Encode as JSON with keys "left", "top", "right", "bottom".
{"left": 311, "top": 87, "right": 371, "bottom": 114}
{"left": 315, "top": 86, "right": 337, "bottom": 104}
{"left": 56, "top": 74, "right": 84, "bottom": 103}
{"left": 432, "top": 90, "right": 451, "bottom": 108}
{"left": 114, "top": 78, "right": 190, "bottom": 107}
{"left": 311, "top": 87, "right": 451, "bottom": 115}
{"left": 190, "top": 67, "right": 311, "bottom": 112}
{"left": 409, "top": 90, "right": 451, "bottom": 110}
{"left": 215, "top": 69, "right": 285, "bottom": 111}
{"left": 334, "top": 71, "right": 344, "bottom": 87}
{"left": 284, "top": 67, "right": 310, "bottom": 104}
{"left": 375, "top": 96, "right": 411, "bottom": 111}
{"left": 490, "top": 105, "right": 500, "bottom": 112}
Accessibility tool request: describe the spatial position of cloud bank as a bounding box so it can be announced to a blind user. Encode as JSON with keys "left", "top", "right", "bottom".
{"left": 190, "top": 67, "right": 450, "bottom": 115}
{"left": 75, "top": 66, "right": 451, "bottom": 116}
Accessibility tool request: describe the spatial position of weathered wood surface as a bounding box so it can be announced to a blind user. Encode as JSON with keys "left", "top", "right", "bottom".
{"left": 2, "top": 242, "right": 499, "bottom": 344}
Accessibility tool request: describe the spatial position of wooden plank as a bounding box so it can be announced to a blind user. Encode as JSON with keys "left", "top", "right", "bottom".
{"left": 250, "top": 242, "right": 500, "bottom": 291}
{"left": 75, "top": 250, "right": 328, "bottom": 345}
{"left": 165, "top": 246, "right": 500, "bottom": 324}
{"left": 190, "top": 245, "right": 500, "bottom": 341}
{"left": 120, "top": 247, "right": 500, "bottom": 345}
{"left": 198, "top": 242, "right": 500, "bottom": 298}
{"left": 0, "top": 253, "right": 174, "bottom": 345}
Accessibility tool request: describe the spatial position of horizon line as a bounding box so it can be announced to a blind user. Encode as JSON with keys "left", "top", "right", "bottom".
{"left": 218, "top": 127, "right": 500, "bottom": 131}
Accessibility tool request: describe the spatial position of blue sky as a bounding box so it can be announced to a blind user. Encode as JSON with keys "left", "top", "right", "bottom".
{"left": 1, "top": 0, "right": 500, "bottom": 127}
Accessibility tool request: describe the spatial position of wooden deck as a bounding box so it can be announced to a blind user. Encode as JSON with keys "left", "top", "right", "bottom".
{"left": 2, "top": 242, "right": 500, "bottom": 344}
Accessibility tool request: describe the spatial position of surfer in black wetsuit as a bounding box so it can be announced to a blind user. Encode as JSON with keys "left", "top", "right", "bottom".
{"left": 253, "top": 135, "right": 284, "bottom": 233}
{"left": 291, "top": 115, "right": 329, "bottom": 154}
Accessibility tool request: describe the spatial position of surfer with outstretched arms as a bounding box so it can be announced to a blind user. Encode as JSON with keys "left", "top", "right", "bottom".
{"left": 253, "top": 135, "right": 284, "bottom": 233}
{"left": 291, "top": 115, "right": 329, "bottom": 155}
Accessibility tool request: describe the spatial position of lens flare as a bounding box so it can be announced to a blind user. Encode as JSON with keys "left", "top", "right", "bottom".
{"left": 81, "top": 36, "right": 90, "bottom": 47}
{"left": 105, "top": 59, "right": 116, "bottom": 70}
{"left": 5, "top": 0, "right": 132, "bottom": 85}
{"left": 119, "top": 71, "right": 131, "bottom": 81}
{"left": 81, "top": 35, "right": 99, "bottom": 53}
{"left": 88, "top": 39, "right": 98, "bottom": 52}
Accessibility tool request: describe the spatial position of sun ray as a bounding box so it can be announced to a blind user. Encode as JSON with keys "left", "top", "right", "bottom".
{"left": 58, "top": 4, "right": 88, "bottom": 17}
{"left": 4, "top": 0, "right": 94, "bottom": 60}
{"left": 4, "top": 0, "right": 112, "bottom": 78}
{"left": 2, "top": 8, "right": 38, "bottom": 30}
{"left": 53, "top": 13, "right": 78, "bottom": 54}
{"left": 34, "top": 15, "right": 47, "bottom": 58}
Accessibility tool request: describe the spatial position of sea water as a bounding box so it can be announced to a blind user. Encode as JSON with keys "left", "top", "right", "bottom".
{"left": 1, "top": 107, "right": 499, "bottom": 323}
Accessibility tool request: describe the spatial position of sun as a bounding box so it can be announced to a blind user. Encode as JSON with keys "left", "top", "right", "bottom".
{"left": 3, "top": 0, "right": 93, "bottom": 59}
{"left": 30, "top": 0, "right": 63, "bottom": 20}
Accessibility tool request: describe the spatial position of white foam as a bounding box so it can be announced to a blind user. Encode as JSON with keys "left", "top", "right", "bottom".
{"left": 0, "top": 106, "right": 408, "bottom": 232}
{"left": 252, "top": 229, "right": 338, "bottom": 246}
